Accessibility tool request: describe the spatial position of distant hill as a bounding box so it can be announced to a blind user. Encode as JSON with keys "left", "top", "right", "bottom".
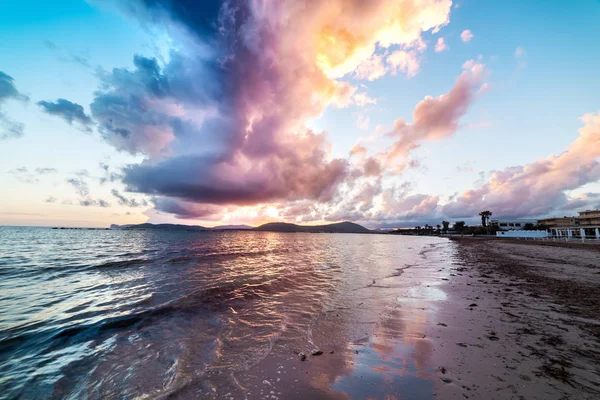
{"left": 110, "top": 223, "right": 208, "bottom": 231}
{"left": 110, "top": 221, "right": 370, "bottom": 233}
{"left": 212, "top": 224, "right": 253, "bottom": 230}
{"left": 253, "top": 221, "right": 371, "bottom": 233}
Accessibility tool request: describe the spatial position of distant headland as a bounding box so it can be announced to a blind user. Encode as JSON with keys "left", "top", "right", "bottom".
{"left": 110, "top": 221, "right": 372, "bottom": 234}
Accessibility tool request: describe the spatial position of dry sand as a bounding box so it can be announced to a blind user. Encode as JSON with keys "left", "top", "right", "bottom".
{"left": 431, "top": 238, "right": 600, "bottom": 399}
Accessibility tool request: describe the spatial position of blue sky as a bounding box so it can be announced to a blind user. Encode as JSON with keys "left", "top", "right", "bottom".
{"left": 1, "top": 0, "right": 599, "bottom": 227}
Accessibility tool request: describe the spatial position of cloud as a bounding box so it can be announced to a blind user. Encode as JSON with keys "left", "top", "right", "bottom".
{"left": 111, "top": 189, "right": 148, "bottom": 207}
{"left": 45, "top": 196, "right": 57, "bottom": 203}
{"left": 0, "top": 71, "right": 28, "bottom": 140}
{"left": 8, "top": 167, "right": 38, "bottom": 184}
{"left": 74, "top": 169, "right": 90, "bottom": 177}
{"left": 515, "top": 47, "right": 525, "bottom": 57}
{"left": 435, "top": 37, "right": 447, "bottom": 52}
{"left": 350, "top": 144, "right": 368, "bottom": 157}
{"left": 79, "top": 198, "right": 111, "bottom": 207}
{"left": 43, "top": 40, "right": 91, "bottom": 67}
{"left": 66, "top": 177, "right": 90, "bottom": 197}
{"left": 460, "top": 29, "right": 473, "bottom": 42}
{"left": 383, "top": 60, "right": 488, "bottom": 166}
{"left": 356, "top": 114, "right": 370, "bottom": 130}
{"left": 48, "top": 1, "right": 459, "bottom": 224}
{"left": 0, "top": 113, "right": 25, "bottom": 140}
{"left": 355, "top": 50, "right": 421, "bottom": 81}
{"left": 99, "top": 162, "right": 122, "bottom": 184}
{"left": 35, "top": 168, "right": 57, "bottom": 174}
{"left": 0, "top": 72, "right": 27, "bottom": 102}
{"left": 443, "top": 112, "right": 600, "bottom": 218}
{"left": 456, "top": 162, "right": 474, "bottom": 173}
{"left": 514, "top": 47, "right": 527, "bottom": 70}
{"left": 353, "top": 92, "right": 376, "bottom": 107}
{"left": 355, "top": 55, "right": 388, "bottom": 81}
{"left": 8, "top": 166, "right": 57, "bottom": 183}
{"left": 386, "top": 50, "right": 420, "bottom": 78}
{"left": 92, "top": 0, "right": 452, "bottom": 213}
{"left": 37, "top": 99, "right": 93, "bottom": 130}
{"left": 153, "top": 197, "right": 222, "bottom": 219}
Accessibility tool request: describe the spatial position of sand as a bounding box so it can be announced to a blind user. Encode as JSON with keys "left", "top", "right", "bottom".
{"left": 431, "top": 238, "right": 600, "bottom": 399}
{"left": 204, "top": 238, "right": 600, "bottom": 399}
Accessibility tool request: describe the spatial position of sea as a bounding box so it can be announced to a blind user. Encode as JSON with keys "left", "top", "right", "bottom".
{"left": 0, "top": 226, "right": 455, "bottom": 400}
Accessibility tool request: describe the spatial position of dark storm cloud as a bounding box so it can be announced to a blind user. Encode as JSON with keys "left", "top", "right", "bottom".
{"left": 90, "top": 52, "right": 224, "bottom": 156}
{"left": 153, "top": 196, "right": 221, "bottom": 219}
{"left": 37, "top": 99, "right": 93, "bottom": 129}
{"left": 0, "top": 71, "right": 28, "bottom": 140}
{"left": 122, "top": 152, "right": 348, "bottom": 206}
{"left": 122, "top": 0, "right": 226, "bottom": 37}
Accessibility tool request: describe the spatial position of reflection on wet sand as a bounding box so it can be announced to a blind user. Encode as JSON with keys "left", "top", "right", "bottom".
{"left": 235, "top": 239, "right": 455, "bottom": 399}
{"left": 314, "top": 242, "right": 451, "bottom": 399}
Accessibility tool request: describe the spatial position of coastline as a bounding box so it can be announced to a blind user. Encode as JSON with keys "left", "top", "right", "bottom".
{"left": 429, "top": 237, "right": 600, "bottom": 399}
{"left": 206, "top": 237, "right": 600, "bottom": 399}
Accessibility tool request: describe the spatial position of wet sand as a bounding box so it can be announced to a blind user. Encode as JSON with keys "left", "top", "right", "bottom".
{"left": 190, "top": 238, "right": 600, "bottom": 399}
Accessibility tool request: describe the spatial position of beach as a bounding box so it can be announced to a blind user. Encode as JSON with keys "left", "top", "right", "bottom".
{"left": 220, "top": 238, "right": 600, "bottom": 399}
{"left": 2, "top": 229, "right": 600, "bottom": 399}
{"left": 429, "top": 238, "right": 600, "bottom": 399}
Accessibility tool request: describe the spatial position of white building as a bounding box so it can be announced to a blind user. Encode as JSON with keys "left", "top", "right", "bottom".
{"left": 489, "top": 219, "right": 537, "bottom": 231}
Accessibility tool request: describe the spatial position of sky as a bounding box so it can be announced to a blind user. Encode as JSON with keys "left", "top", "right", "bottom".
{"left": 1, "top": 0, "right": 599, "bottom": 228}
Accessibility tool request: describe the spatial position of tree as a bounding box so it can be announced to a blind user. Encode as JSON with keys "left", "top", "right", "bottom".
{"left": 479, "top": 210, "right": 493, "bottom": 227}
{"left": 436, "top": 224, "right": 441, "bottom": 233}
{"left": 442, "top": 221, "right": 450, "bottom": 232}
{"left": 454, "top": 221, "right": 466, "bottom": 234}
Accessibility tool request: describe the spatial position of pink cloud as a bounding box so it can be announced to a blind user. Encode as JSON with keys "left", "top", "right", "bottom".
{"left": 460, "top": 29, "right": 473, "bottom": 42}
{"left": 383, "top": 60, "right": 488, "bottom": 166}
{"left": 386, "top": 50, "right": 420, "bottom": 78}
{"left": 443, "top": 112, "right": 600, "bottom": 218}
{"left": 434, "top": 37, "right": 448, "bottom": 52}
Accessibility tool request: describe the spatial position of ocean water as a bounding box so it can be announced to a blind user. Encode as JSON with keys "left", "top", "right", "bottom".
{"left": 0, "top": 227, "right": 454, "bottom": 399}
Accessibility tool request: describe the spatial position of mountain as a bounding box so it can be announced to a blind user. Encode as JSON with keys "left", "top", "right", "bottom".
{"left": 212, "top": 224, "right": 253, "bottom": 230}
{"left": 110, "top": 223, "right": 208, "bottom": 231}
{"left": 253, "top": 221, "right": 371, "bottom": 233}
{"left": 110, "top": 221, "right": 370, "bottom": 233}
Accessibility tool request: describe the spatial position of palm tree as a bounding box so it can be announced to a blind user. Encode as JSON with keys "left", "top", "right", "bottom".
{"left": 454, "top": 221, "right": 466, "bottom": 234}
{"left": 436, "top": 224, "right": 441, "bottom": 234}
{"left": 479, "top": 210, "right": 493, "bottom": 227}
{"left": 442, "top": 221, "right": 450, "bottom": 233}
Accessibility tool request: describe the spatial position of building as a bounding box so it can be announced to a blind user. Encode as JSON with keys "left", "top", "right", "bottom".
{"left": 489, "top": 219, "right": 537, "bottom": 230}
{"left": 538, "top": 210, "right": 600, "bottom": 239}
